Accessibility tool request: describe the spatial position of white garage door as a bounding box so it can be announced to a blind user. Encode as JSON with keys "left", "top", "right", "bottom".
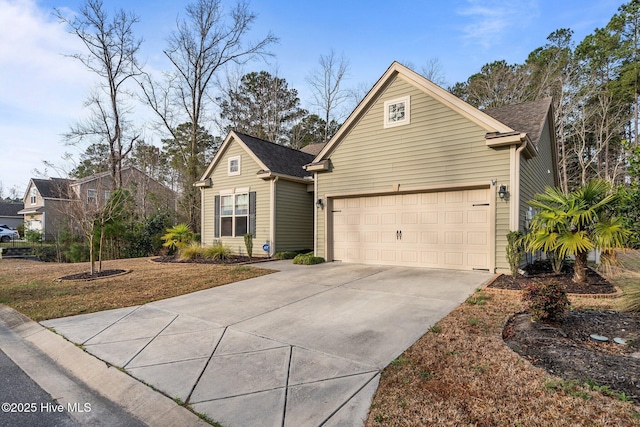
{"left": 331, "top": 189, "right": 492, "bottom": 270}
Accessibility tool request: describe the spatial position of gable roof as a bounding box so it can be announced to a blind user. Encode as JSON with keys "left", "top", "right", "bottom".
{"left": 484, "top": 97, "right": 553, "bottom": 148}
{"left": 31, "top": 177, "right": 75, "bottom": 199}
{"left": 312, "top": 61, "right": 516, "bottom": 162}
{"left": 200, "top": 131, "right": 315, "bottom": 181}
{"left": 237, "top": 133, "right": 315, "bottom": 179}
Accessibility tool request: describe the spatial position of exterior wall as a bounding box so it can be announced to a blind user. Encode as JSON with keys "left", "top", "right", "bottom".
{"left": 316, "top": 75, "right": 512, "bottom": 271}
{"left": 519, "top": 118, "right": 557, "bottom": 231}
{"left": 274, "top": 179, "right": 313, "bottom": 252}
{"left": 201, "top": 141, "right": 271, "bottom": 255}
{"left": 75, "top": 169, "right": 177, "bottom": 216}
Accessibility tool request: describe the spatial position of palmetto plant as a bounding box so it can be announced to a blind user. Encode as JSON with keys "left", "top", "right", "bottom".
{"left": 161, "top": 223, "right": 195, "bottom": 252}
{"left": 526, "top": 180, "right": 629, "bottom": 284}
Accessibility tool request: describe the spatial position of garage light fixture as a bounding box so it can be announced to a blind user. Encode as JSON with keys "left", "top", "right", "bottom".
{"left": 316, "top": 198, "right": 324, "bottom": 209}
{"left": 498, "top": 185, "right": 507, "bottom": 199}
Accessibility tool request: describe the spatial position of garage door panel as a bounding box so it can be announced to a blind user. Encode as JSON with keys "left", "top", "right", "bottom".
{"left": 332, "top": 189, "right": 491, "bottom": 270}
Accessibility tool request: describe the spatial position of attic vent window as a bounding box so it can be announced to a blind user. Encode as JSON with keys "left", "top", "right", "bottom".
{"left": 384, "top": 95, "right": 410, "bottom": 128}
{"left": 228, "top": 155, "right": 241, "bottom": 176}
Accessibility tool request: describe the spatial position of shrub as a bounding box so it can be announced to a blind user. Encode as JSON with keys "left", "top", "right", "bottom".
{"left": 244, "top": 233, "right": 253, "bottom": 259}
{"left": 620, "top": 287, "right": 640, "bottom": 312}
{"left": 274, "top": 251, "right": 297, "bottom": 260}
{"left": 25, "top": 229, "right": 43, "bottom": 243}
{"left": 522, "top": 280, "right": 570, "bottom": 322}
{"left": 178, "top": 242, "right": 204, "bottom": 260}
{"left": 66, "top": 242, "right": 90, "bottom": 263}
{"left": 161, "top": 224, "right": 194, "bottom": 253}
{"left": 203, "top": 242, "right": 232, "bottom": 260}
{"left": 33, "top": 246, "right": 57, "bottom": 262}
{"left": 506, "top": 231, "right": 524, "bottom": 277}
{"left": 292, "top": 252, "right": 325, "bottom": 265}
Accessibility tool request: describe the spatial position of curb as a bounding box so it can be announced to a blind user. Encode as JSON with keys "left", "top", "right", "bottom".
{"left": 0, "top": 305, "right": 209, "bottom": 426}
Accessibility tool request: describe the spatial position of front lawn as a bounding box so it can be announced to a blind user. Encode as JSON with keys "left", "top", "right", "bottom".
{"left": 0, "top": 257, "right": 273, "bottom": 321}
{"left": 366, "top": 251, "right": 640, "bottom": 426}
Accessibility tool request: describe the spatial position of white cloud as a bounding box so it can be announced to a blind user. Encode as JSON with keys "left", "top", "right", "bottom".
{"left": 457, "top": 0, "right": 539, "bottom": 49}
{"left": 0, "top": 0, "right": 98, "bottom": 193}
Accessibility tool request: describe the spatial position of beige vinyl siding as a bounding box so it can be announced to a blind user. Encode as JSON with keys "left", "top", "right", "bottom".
{"left": 316, "top": 75, "right": 512, "bottom": 271}
{"left": 201, "top": 141, "right": 271, "bottom": 255}
{"left": 275, "top": 179, "right": 313, "bottom": 252}
{"left": 519, "top": 118, "right": 557, "bottom": 230}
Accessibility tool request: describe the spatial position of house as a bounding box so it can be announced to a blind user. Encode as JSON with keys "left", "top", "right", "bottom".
{"left": 19, "top": 166, "right": 177, "bottom": 239}
{"left": 197, "top": 131, "right": 316, "bottom": 256}
{"left": 198, "top": 62, "right": 557, "bottom": 272}
{"left": 18, "top": 177, "right": 75, "bottom": 239}
{"left": 304, "top": 62, "right": 557, "bottom": 273}
{"left": 0, "top": 202, "right": 24, "bottom": 229}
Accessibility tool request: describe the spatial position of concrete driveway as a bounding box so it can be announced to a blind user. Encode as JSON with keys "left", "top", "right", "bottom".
{"left": 42, "top": 261, "right": 491, "bottom": 426}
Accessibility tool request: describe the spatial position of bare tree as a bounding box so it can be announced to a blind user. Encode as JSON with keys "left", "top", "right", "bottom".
{"left": 56, "top": 0, "right": 142, "bottom": 190}
{"left": 421, "top": 58, "right": 447, "bottom": 87}
{"left": 139, "top": 0, "right": 277, "bottom": 230}
{"left": 306, "top": 50, "right": 350, "bottom": 142}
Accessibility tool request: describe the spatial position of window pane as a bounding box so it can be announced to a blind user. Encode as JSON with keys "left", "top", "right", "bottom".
{"left": 235, "top": 193, "right": 248, "bottom": 215}
{"left": 221, "top": 217, "right": 233, "bottom": 236}
{"left": 221, "top": 195, "right": 233, "bottom": 216}
{"left": 235, "top": 216, "right": 247, "bottom": 236}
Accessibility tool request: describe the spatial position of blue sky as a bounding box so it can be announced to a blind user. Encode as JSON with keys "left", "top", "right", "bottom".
{"left": 0, "top": 0, "right": 624, "bottom": 196}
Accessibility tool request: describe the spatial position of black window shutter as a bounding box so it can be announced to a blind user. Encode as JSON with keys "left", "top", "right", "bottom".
{"left": 214, "top": 195, "right": 220, "bottom": 238}
{"left": 249, "top": 191, "right": 256, "bottom": 237}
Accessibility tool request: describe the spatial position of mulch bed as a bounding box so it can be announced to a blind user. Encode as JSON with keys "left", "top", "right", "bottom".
{"left": 57, "top": 269, "right": 128, "bottom": 281}
{"left": 494, "top": 260, "right": 640, "bottom": 401}
{"left": 151, "top": 255, "right": 257, "bottom": 265}
{"left": 488, "top": 261, "right": 618, "bottom": 295}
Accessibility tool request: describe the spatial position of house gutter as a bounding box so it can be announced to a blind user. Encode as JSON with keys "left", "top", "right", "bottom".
{"left": 314, "top": 172, "right": 318, "bottom": 255}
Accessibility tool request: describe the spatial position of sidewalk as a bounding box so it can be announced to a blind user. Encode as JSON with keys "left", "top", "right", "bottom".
{"left": 0, "top": 304, "right": 209, "bottom": 426}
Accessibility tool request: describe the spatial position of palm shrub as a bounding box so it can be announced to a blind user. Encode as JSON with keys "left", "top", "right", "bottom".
{"left": 161, "top": 223, "right": 194, "bottom": 253}
{"left": 526, "top": 180, "right": 630, "bottom": 284}
{"left": 505, "top": 231, "right": 524, "bottom": 277}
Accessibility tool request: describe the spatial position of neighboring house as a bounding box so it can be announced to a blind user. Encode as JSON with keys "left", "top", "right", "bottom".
{"left": 19, "top": 166, "right": 177, "bottom": 239}
{"left": 304, "top": 62, "right": 557, "bottom": 273}
{"left": 0, "top": 202, "right": 24, "bottom": 229}
{"left": 19, "top": 177, "right": 75, "bottom": 239}
{"left": 198, "top": 62, "right": 557, "bottom": 272}
{"left": 197, "top": 131, "right": 316, "bottom": 256}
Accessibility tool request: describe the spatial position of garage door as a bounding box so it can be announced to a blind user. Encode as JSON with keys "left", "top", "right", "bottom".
{"left": 331, "top": 189, "right": 491, "bottom": 270}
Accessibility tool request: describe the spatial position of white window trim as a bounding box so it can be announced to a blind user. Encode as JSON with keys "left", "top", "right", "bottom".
{"left": 228, "top": 155, "right": 241, "bottom": 176}
{"left": 219, "top": 190, "right": 249, "bottom": 237}
{"left": 383, "top": 95, "right": 411, "bottom": 128}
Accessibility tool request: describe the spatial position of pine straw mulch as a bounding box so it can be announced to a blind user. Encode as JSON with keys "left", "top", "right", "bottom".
{"left": 366, "top": 274, "right": 640, "bottom": 426}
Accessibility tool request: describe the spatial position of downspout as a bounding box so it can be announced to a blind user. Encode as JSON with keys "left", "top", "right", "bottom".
{"left": 510, "top": 138, "right": 528, "bottom": 231}
{"left": 313, "top": 172, "right": 318, "bottom": 255}
{"left": 200, "top": 189, "right": 205, "bottom": 245}
{"left": 270, "top": 177, "right": 278, "bottom": 257}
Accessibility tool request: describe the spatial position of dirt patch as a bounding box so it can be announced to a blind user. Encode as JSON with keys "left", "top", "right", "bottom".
{"left": 488, "top": 261, "right": 617, "bottom": 295}
{"left": 504, "top": 310, "right": 640, "bottom": 400}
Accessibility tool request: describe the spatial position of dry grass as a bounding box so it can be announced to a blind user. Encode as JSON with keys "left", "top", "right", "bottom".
{"left": 366, "top": 253, "right": 640, "bottom": 426}
{"left": 0, "top": 258, "right": 273, "bottom": 321}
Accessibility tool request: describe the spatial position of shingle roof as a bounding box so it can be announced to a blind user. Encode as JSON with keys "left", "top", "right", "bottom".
{"left": 300, "top": 142, "right": 327, "bottom": 156}
{"left": 234, "top": 132, "right": 315, "bottom": 179}
{"left": 483, "top": 97, "right": 553, "bottom": 147}
{"left": 32, "top": 177, "right": 75, "bottom": 199}
{"left": 0, "top": 202, "right": 22, "bottom": 217}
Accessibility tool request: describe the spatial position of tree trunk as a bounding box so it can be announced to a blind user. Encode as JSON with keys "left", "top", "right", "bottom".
{"left": 573, "top": 251, "right": 589, "bottom": 284}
